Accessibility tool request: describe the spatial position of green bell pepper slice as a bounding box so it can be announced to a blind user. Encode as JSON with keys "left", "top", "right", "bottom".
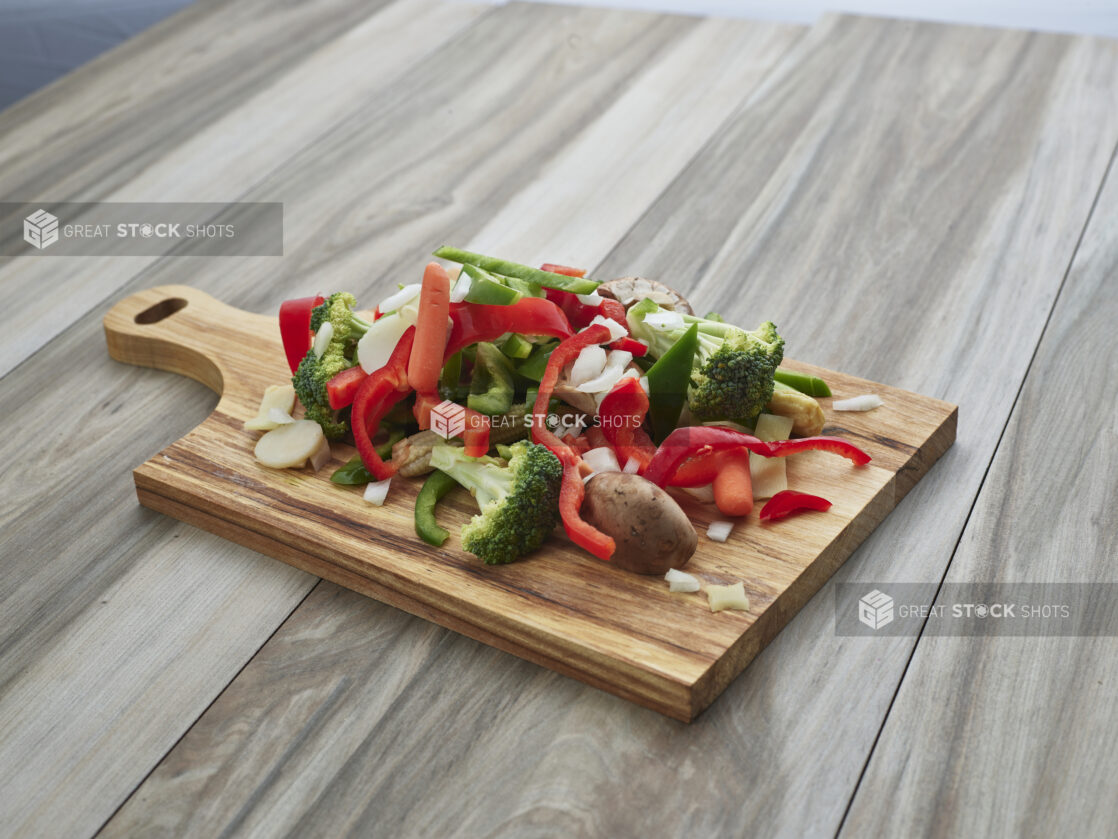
{"left": 645, "top": 323, "right": 698, "bottom": 443}
{"left": 415, "top": 469, "right": 458, "bottom": 546}
{"left": 467, "top": 342, "right": 516, "bottom": 415}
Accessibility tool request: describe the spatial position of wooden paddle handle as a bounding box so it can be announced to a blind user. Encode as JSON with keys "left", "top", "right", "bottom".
{"left": 103, "top": 285, "right": 281, "bottom": 404}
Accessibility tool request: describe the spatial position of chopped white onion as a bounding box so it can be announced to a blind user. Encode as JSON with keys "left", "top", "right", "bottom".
{"left": 266, "top": 408, "right": 295, "bottom": 426}
{"left": 576, "top": 292, "right": 604, "bottom": 306}
{"left": 587, "top": 315, "right": 628, "bottom": 343}
{"left": 311, "top": 321, "right": 334, "bottom": 358}
{"left": 707, "top": 520, "right": 734, "bottom": 542}
{"left": 577, "top": 350, "right": 632, "bottom": 393}
{"left": 665, "top": 568, "right": 701, "bottom": 593}
{"left": 570, "top": 345, "right": 608, "bottom": 387}
{"left": 357, "top": 313, "right": 410, "bottom": 373}
{"left": 378, "top": 283, "right": 421, "bottom": 314}
{"left": 582, "top": 471, "right": 598, "bottom": 484}
{"left": 682, "top": 484, "right": 716, "bottom": 504}
{"left": 449, "top": 273, "right": 471, "bottom": 304}
{"left": 750, "top": 453, "right": 787, "bottom": 500}
{"left": 622, "top": 457, "right": 641, "bottom": 474}
{"left": 638, "top": 375, "right": 650, "bottom": 393}
{"left": 363, "top": 476, "right": 392, "bottom": 505}
{"left": 618, "top": 368, "right": 640, "bottom": 381}
{"left": 833, "top": 394, "right": 884, "bottom": 411}
{"left": 582, "top": 446, "right": 621, "bottom": 475}
{"left": 397, "top": 299, "right": 421, "bottom": 326}
{"left": 643, "top": 310, "right": 685, "bottom": 331}
{"left": 309, "top": 437, "right": 332, "bottom": 473}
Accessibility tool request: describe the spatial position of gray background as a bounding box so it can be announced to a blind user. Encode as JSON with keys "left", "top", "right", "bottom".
{"left": 1, "top": 0, "right": 1116, "bottom": 111}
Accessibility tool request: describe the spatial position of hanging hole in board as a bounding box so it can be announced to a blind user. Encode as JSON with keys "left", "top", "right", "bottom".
{"left": 134, "top": 297, "right": 187, "bottom": 324}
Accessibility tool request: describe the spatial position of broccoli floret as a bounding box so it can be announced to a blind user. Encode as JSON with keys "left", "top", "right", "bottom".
{"left": 628, "top": 298, "right": 784, "bottom": 425}
{"left": 429, "top": 440, "right": 563, "bottom": 565}
{"left": 293, "top": 292, "right": 375, "bottom": 440}
{"left": 292, "top": 348, "right": 349, "bottom": 439}
{"left": 310, "top": 292, "right": 375, "bottom": 338}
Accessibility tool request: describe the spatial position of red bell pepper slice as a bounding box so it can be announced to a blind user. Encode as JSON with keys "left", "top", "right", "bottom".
{"left": 609, "top": 336, "right": 647, "bottom": 356}
{"left": 583, "top": 425, "right": 609, "bottom": 451}
{"left": 544, "top": 288, "right": 628, "bottom": 332}
{"left": 532, "top": 324, "right": 615, "bottom": 560}
{"left": 597, "top": 376, "right": 655, "bottom": 473}
{"left": 666, "top": 447, "right": 718, "bottom": 487}
{"left": 351, "top": 327, "right": 415, "bottom": 481}
{"left": 563, "top": 433, "right": 591, "bottom": 456}
{"left": 752, "top": 436, "right": 872, "bottom": 465}
{"left": 444, "top": 297, "right": 572, "bottom": 359}
{"left": 759, "top": 490, "right": 832, "bottom": 521}
{"left": 540, "top": 263, "right": 586, "bottom": 277}
{"left": 644, "top": 426, "right": 870, "bottom": 487}
{"left": 279, "top": 295, "right": 324, "bottom": 374}
{"left": 326, "top": 365, "right": 367, "bottom": 410}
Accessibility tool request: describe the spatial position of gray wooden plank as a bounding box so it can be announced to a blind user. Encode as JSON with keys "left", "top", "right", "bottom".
{"left": 96, "top": 13, "right": 1118, "bottom": 839}
{"left": 840, "top": 150, "right": 1118, "bottom": 837}
{"left": 0, "top": 6, "right": 804, "bottom": 837}
{"left": 0, "top": 0, "right": 490, "bottom": 379}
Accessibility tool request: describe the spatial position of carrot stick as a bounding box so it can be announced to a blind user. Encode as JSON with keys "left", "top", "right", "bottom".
{"left": 407, "top": 262, "right": 452, "bottom": 393}
{"left": 713, "top": 450, "right": 754, "bottom": 517}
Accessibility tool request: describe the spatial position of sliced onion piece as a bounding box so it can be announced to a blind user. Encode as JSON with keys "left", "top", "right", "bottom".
{"left": 312, "top": 321, "right": 334, "bottom": 358}
{"left": 707, "top": 520, "right": 734, "bottom": 542}
{"left": 707, "top": 581, "right": 750, "bottom": 612}
{"left": 643, "top": 310, "right": 684, "bottom": 331}
{"left": 576, "top": 292, "right": 604, "bottom": 306}
{"left": 449, "top": 273, "right": 471, "bottom": 304}
{"left": 582, "top": 446, "right": 621, "bottom": 475}
{"left": 622, "top": 457, "right": 640, "bottom": 474}
{"left": 576, "top": 349, "right": 632, "bottom": 393}
{"left": 254, "top": 420, "right": 326, "bottom": 469}
{"left": 587, "top": 315, "right": 628, "bottom": 343}
{"left": 357, "top": 313, "right": 410, "bottom": 374}
{"left": 569, "top": 345, "right": 607, "bottom": 387}
{"left": 379, "top": 283, "right": 422, "bottom": 314}
{"left": 832, "top": 394, "right": 883, "bottom": 411}
{"left": 665, "top": 568, "right": 700, "bottom": 593}
{"left": 363, "top": 476, "right": 392, "bottom": 505}
{"left": 682, "top": 484, "right": 715, "bottom": 504}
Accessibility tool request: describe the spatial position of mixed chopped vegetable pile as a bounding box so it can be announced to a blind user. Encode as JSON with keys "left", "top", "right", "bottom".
{"left": 247, "top": 248, "right": 881, "bottom": 592}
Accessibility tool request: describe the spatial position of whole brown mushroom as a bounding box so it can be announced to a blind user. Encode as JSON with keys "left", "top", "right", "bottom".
{"left": 596, "top": 277, "right": 694, "bottom": 315}
{"left": 582, "top": 472, "right": 698, "bottom": 575}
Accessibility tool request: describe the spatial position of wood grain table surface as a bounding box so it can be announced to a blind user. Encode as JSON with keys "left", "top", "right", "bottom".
{"left": 0, "top": 1, "right": 1115, "bottom": 836}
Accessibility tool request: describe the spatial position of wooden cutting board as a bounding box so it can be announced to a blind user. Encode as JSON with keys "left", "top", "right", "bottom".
{"left": 104, "top": 284, "right": 956, "bottom": 721}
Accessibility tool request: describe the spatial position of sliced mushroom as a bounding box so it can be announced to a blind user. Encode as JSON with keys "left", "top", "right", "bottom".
{"left": 597, "top": 276, "right": 694, "bottom": 314}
